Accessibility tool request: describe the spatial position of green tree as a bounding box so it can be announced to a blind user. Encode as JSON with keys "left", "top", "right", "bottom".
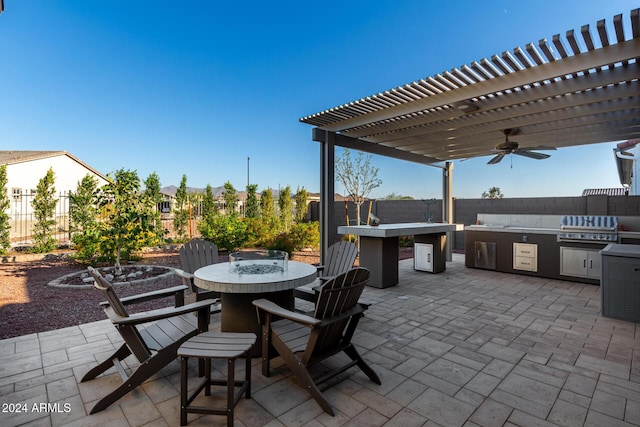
{"left": 202, "top": 184, "right": 216, "bottom": 223}
{"left": 0, "top": 165, "right": 11, "bottom": 254}
{"left": 278, "top": 185, "right": 292, "bottom": 231}
{"left": 99, "top": 169, "right": 156, "bottom": 274}
{"left": 31, "top": 167, "right": 58, "bottom": 253}
{"left": 223, "top": 181, "right": 237, "bottom": 215}
{"left": 381, "top": 192, "right": 414, "bottom": 200}
{"left": 482, "top": 187, "right": 504, "bottom": 199}
{"left": 144, "top": 172, "right": 163, "bottom": 242}
{"left": 173, "top": 175, "right": 189, "bottom": 241}
{"left": 335, "top": 148, "right": 382, "bottom": 228}
{"left": 294, "top": 186, "right": 308, "bottom": 223}
{"left": 69, "top": 174, "right": 100, "bottom": 260}
{"left": 245, "top": 184, "right": 259, "bottom": 218}
{"left": 260, "top": 188, "right": 276, "bottom": 223}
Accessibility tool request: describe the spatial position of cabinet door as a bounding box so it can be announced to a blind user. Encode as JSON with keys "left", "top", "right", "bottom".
{"left": 587, "top": 251, "right": 601, "bottom": 278}
{"left": 560, "top": 247, "right": 587, "bottom": 277}
{"left": 414, "top": 243, "right": 433, "bottom": 272}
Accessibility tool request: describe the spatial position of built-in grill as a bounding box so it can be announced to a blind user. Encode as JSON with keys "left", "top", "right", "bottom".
{"left": 557, "top": 215, "right": 619, "bottom": 243}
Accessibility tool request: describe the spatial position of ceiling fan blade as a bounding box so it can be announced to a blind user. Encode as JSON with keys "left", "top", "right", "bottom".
{"left": 519, "top": 145, "right": 557, "bottom": 151}
{"left": 513, "top": 150, "right": 551, "bottom": 160}
{"left": 487, "top": 153, "right": 505, "bottom": 164}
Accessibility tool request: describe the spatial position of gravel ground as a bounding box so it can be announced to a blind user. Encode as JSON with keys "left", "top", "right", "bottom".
{"left": 0, "top": 247, "right": 412, "bottom": 340}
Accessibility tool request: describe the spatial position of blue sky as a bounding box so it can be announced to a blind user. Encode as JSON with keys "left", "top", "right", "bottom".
{"left": 1, "top": 1, "right": 636, "bottom": 199}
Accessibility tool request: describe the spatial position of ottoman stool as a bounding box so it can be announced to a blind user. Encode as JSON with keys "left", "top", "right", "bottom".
{"left": 177, "top": 331, "right": 256, "bottom": 426}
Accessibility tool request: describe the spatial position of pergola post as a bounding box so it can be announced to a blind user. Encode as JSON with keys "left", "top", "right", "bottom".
{"left": 315, "top": 128, "right": 335, "bottom": 266}
{"left": 443, "top": 161, "right": 454, "bottom": 261}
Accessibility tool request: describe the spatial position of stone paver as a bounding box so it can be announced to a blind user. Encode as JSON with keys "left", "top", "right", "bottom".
{"left": 0, "top": 255, "right": 638, "bottom": 426}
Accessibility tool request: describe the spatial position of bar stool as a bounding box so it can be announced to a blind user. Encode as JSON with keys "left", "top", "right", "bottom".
{"left": 177, "top": 331, "right": 256, "bottom": 426}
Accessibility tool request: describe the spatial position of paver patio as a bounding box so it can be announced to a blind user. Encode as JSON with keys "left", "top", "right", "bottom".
{"left": 1, "top": 254, "right": 638, "bottom": 426}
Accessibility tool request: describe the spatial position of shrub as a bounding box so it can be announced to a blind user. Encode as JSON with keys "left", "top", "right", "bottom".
{"left": 198, "top": 214, "right": 248, "bottom": 252}
{"left": 267, "top": 232, "right": 295, "bottom": 257}
{"left": 288, "top": 221, "right": 319, "bottom": 251}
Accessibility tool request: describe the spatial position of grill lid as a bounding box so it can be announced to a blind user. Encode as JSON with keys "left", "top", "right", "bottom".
{"left": 560, "top": 215, "right": 618, "bottom": 231}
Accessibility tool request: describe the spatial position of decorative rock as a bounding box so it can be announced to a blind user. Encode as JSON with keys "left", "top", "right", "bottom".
{"left": 82, "top": 277, "right": 95, "bottom": 283}
{"left": 105, "top": 274, "right": 115, "bottom": 281}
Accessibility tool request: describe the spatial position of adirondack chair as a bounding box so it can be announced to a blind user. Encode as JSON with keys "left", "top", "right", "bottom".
{"left": 81, "top": 266, "right": 215, "bottom": 414}
{"left": 253, "top": 267, "right": 381, "bottom": 416}
{"left": 293, "top": 240, "right": 358, "bottom": 305}
{"left": 174, "top": 238, "right": 221, "bottom": 302}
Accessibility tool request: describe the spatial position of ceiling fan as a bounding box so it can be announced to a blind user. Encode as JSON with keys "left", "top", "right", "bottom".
{"left": 487, "top": 129, "right": 556, "bottom": 165}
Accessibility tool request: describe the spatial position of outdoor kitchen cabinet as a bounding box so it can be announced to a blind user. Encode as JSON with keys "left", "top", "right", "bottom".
{"left": 513, "top": 243, "right": 537, "bottom": 272}
{"left": 559, "top": 247, "right": 601, "bottom": 279}
{"left": 414, "top": 243, "right": 433, "bottom": 272}
{"left": 600, "top": 244, "right": 640, "bottom": 323}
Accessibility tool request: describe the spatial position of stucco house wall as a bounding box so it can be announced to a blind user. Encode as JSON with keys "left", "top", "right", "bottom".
{"left": 1, "top": 151, "right": 109, "bottom": 244}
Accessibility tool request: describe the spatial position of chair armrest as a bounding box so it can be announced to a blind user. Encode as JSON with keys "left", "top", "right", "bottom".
{"left": 173, "top": 268, "right": 196, "bottom": 293}
{"left": 101, "top": 285, "right": 188, "bottom": 307}
{"left": 253, "top": 299, "right": 321, "bottom": 327}
{"left": 316, "top": 304, "right": 366, "bottom": 327}
{"left": 110, "top": 298, "right": 216, "bottom": 325}
{"left": 173, "top": 269, "right": 194, "bottom": 281}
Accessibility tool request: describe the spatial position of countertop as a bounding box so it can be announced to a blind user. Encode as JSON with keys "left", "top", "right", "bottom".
{"left": 465, "top": 225, "right": 558, "bottom": 235}
{"left": 466, "top": 225, "right": 640, "bottom": 239}
{"left": 600, "top": 243, "right": 640, "bottom": 258}
{"left": 338, "top": 222, "right": 463, "bottom": 238}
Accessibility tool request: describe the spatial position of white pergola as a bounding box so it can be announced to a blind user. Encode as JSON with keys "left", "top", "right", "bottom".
{"left": 300, "top": 9, "right": 640, "bottom": 260}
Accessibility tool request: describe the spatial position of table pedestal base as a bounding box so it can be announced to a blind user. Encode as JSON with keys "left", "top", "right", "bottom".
{"left": 360, "top": 236, "right": 399, "bottom": 288}
{"left": 221, "top": 290, "right": 294, "bottom": 356}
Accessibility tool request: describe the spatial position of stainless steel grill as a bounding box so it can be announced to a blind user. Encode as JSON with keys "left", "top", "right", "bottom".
{"left": 557, "top": 215, "right": 619, "bottom": 243}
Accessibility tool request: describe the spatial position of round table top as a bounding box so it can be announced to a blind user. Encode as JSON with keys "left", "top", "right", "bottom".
{"left": 194, "top": 260, "right": 317, "bottom": 294}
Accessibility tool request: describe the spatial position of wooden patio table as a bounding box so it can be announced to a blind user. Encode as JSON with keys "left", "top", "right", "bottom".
{"left": 194, "top": 260, "right": 317, "bottom": 355}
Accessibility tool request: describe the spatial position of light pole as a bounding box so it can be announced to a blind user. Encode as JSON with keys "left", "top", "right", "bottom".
{"left": 247, "top": 156, "right": 250, "bottom": 187}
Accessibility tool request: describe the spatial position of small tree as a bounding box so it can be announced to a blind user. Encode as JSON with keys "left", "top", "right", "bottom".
{"left": 294, "top": 186, "right": 308, "bottom": 223}
{"left": 223, "top": 181, "right": 238, "bottom": 215}
{"left": 173, "top": 175, "right": 189, "bottom": 241}
{"left": 0, "top": 165, "right": 11, "bottom": 254}
{"left": 69, "top": 174, "right": 100, "bottom": 260}
{"left": 144, "top": 172, "right": 163, "bottom": 242}
{"left": 99, "top": 169, "right": 155, "bottom": 274}
{"left": 278, "top": 185, "right": 292, "bottom": 231}
{"left": 31, "top": 167, "right": 58, "bottom": 253}
{"left": 260, "top": 187, "right": 276, "bottom": 224}
{"left": 335, "top": 148, "right": 382, "bottom": 228}
{"left": 202, "top": 184, "right": 216, "bottom": 223}
{"left": 245, "top": 184, "right": 259, "bottom": 218}
{"left": 482, "top": 187, "right": 504, "bottom": 199}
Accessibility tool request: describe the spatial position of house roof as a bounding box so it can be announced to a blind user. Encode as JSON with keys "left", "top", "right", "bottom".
{"left": 300, "top": 9, "right": 640, "bottom": 167}
{"left": 582, "top": 187, "right": 629, "bottom": 196}
{"left": 0, "top": 150, "right": 109, "bottom": 182}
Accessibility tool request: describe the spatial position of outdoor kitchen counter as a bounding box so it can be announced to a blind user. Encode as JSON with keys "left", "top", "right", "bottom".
{"left": 465, "top": 225, "right": 608, "bottom": 284}
{"left": 465, "top": 225, "right": 559, "bottom": 234}
{"left": 338, "top": 222, "right": 463, "bottom": 288}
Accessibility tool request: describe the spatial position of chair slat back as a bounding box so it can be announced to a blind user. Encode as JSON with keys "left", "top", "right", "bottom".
{"left": 312, "top": 268, "right": 369, "bottom": 353}
{"left": 179, "top": 238, "right": 219, "bottom": 274}
{"left": 87, "top": 266, "right": 129, "bottom": 318}
{"left": 323, "top": 241, "right": 358, "bottom": 277}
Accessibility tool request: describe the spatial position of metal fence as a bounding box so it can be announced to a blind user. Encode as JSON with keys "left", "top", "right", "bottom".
{"left": 9, "top": 192, "right": 71, "bottom": 246}
{"left": 7, "top": 193, "right": 205, "bottom": 248}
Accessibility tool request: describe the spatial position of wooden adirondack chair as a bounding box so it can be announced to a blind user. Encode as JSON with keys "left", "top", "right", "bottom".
{"left": 174, "top": 238, "right": 221, "bottom": 302}
{"left": 81, "top": 266, "right": 215, "bottom": 414}
{"left": 293, "top": 240, "right": 358, "bottom": 305}
{"left": 253, "top": 267, "right": 381, "bottom": 416}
